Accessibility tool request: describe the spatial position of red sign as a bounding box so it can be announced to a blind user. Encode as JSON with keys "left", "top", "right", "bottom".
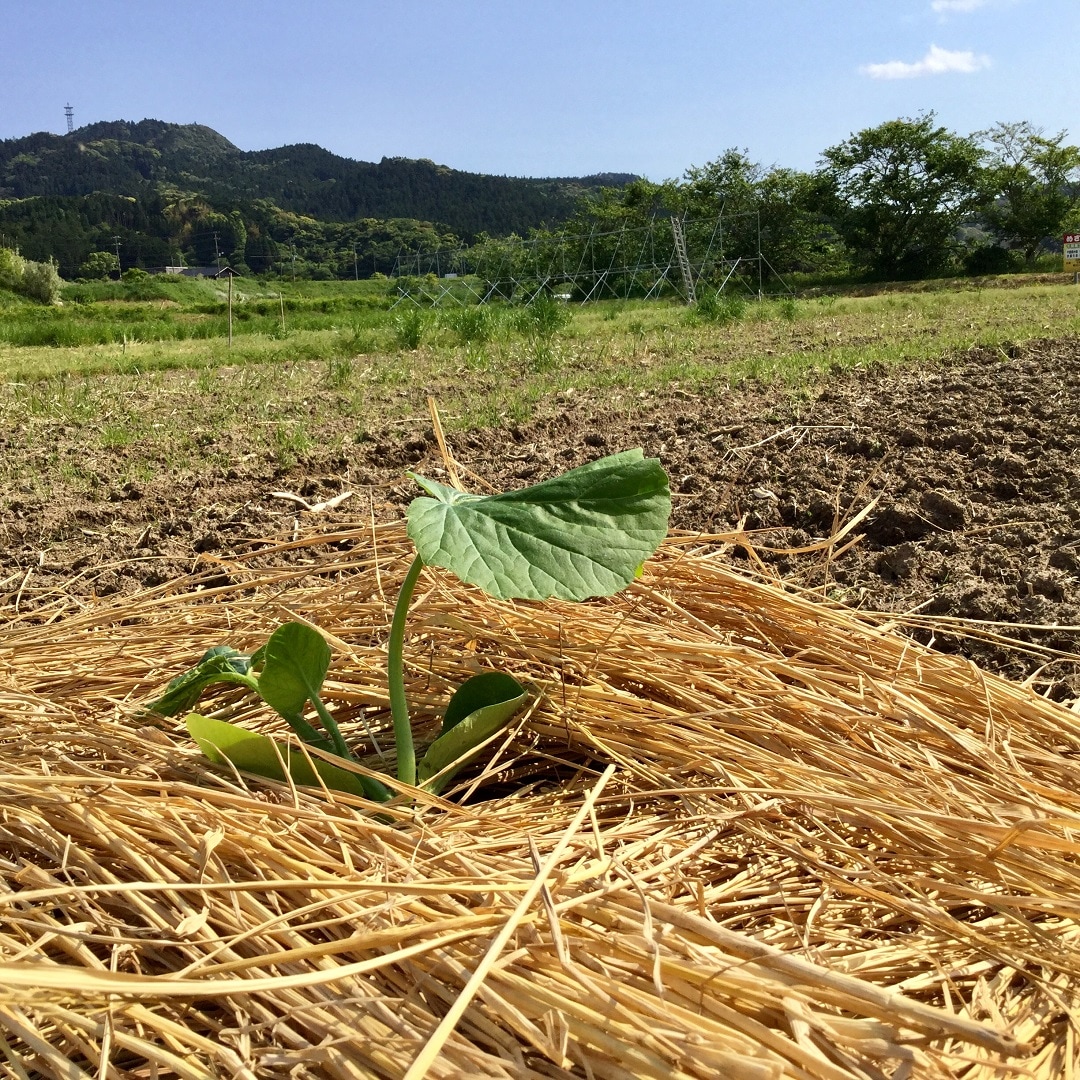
{"left": 1064, "top": 234, "right": 1080, "bottom": 245}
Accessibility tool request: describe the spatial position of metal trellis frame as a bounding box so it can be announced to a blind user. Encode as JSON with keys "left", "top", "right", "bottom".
{"left": 389, "top": 210, "right": 776, "bottom": 307}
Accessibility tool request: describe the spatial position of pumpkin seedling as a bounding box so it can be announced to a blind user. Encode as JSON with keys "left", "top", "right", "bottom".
{"left": 151, "top": 449, "right": 671, "bottom": 800}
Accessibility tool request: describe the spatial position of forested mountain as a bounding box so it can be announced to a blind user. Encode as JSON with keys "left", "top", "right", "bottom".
{"left": 0, "top": 119, "right": 634, "bottom": 238}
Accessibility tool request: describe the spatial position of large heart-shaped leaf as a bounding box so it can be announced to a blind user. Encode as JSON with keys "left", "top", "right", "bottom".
{"left": 186, "top": 714, "right": 391, "bottom": 803}
{"left": 417, "top": 672, "right": 528, "bottom": 794}
{"left": 406, "top": 449, "right": 670, "bottom": 601}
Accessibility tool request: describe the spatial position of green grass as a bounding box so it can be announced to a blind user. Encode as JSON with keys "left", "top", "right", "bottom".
{"left": 2, "top": 277, "right": 1080, "bottom": 501}
{"left": 5, "top": 275, "right": 1076, "bottom": 385}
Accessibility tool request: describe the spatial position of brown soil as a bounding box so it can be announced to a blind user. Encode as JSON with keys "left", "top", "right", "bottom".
{"left": 3, "top": 337, "right": 1079, "bottom": 698}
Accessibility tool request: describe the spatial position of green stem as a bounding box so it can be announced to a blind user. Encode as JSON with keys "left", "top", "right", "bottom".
{"left": 188, "top": 671, "right": 324, "bottom": 750}
{"left": 215, "top": 672, "right": 261, "bottom": 694}
{"left": 388, "top": 553, "right": 425, "bottom": 787}
{"left": 308, "top": 692, "right": 353, "bottom": 761}
{"left": 227, "top": 675, "right": 332, "bottom": 750}
{"left": 278, "top": 710, "right": 334, "bottom": 750}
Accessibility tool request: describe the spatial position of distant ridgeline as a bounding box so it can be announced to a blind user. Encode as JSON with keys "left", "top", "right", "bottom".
{"left": 0, "top": 119, "right": 636, "bottom": 278}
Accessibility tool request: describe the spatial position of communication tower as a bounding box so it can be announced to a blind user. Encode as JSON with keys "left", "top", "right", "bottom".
{"left": 64, "top": 104, "right": 74, "bottom": 133}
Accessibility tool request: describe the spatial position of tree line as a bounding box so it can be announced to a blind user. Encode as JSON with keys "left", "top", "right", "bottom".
{"left": 557, "top": 114, "right": 1080, "bottom": 284}
{"left": 0, "top": 191, "right": 461, "bottom": 282}
{"left": 1, "top": 113, "right": 1077, "bottom": 289}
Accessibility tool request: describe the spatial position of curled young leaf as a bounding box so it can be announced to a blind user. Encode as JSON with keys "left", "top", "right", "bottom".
{"left": 417, "top": 672, "right": 528, "bottom": 795}
{"left": 147, "top": 646, "right": 256, "bottom": 717}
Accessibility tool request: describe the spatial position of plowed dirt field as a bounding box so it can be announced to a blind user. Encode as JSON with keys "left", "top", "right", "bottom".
{"left": 4, "top": 337, "right": 1079, "bottom": 698}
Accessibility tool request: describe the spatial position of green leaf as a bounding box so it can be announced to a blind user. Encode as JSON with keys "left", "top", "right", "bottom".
{"left": 407, "top": 449, "right": 670, "bottom": 601}
{"left": 202, "top": 645, "right": 253, "bottom": 671}
{"left": 186, "top": 714, "right": 391, "bottom": 803}
{"left": 417, "top": 672, "right": 527, "bottom": 794}
{"left": 258, "top": 622, "right": 331, "bottom": 719}
{"left": 148, "top": 646, "right": 257, "bottom": 717}
{"left": 440, "top": 671, "right": 527, "bottom": 733}
{"left": 256, "top": 621, "right": 354, "bottom": 758}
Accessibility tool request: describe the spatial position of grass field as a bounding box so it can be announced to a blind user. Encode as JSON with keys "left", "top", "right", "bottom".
{"left": 2, "top": 274, "right": 1078, "bottom": 381}
{"left": 2, "top": 273, "right": 1079, "bottom": 494}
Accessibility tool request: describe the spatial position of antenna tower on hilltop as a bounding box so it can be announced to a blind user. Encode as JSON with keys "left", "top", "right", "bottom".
{"left": 64, "top": 104, "right": 74, "bottom": 133}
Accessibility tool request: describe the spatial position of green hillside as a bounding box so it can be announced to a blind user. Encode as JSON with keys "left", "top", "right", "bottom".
{"left": 0, "top": 119, "right": 636, "bottom": 277}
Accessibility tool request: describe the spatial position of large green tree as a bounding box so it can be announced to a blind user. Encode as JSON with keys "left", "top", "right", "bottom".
{"left": 819, "top": 113, "right": 983, "bottom": 279}
{"left": 753, "top": 167, "right": 843, "bottom": 276}
{"left": 977, "top": 121, "right": 1080, "bottom": 264}
{"left": 677, "top": 150, "right": 840, "bottom": 278}
{"left": 79, "top": 250, "right": 120, "bottom": 280}
{"left": 677, "top": 149, "right": 763, "bottom": 269}
{"left": 681, "top": 149, "right": 760, "bottom": 213}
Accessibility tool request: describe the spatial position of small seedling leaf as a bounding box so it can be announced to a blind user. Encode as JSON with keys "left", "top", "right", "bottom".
{"left": 407, "top": 449, "right": 670, "bottom": 601}
{"left": 417, "top": 673, "right": 527, "bottom": 794}
{"left": 148, "top": 646, "right": 257, "bottom": 717}
{"left": 258, "top": 622, "right": 331, "bottom": 719}
{"left": 186, "top": 714, "right": 391, "bottom": 802}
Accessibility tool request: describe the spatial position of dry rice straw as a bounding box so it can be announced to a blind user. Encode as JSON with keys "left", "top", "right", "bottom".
{"left": 1, "top": 520, "right": 1079, "bottom": 1078}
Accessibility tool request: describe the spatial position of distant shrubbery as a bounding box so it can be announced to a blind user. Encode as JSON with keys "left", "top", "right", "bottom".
{"left": 0, "top": 246, "right": 62, "bottom": 304}
{"left": 0, "top": 248, "right": 23, "bottom": 292}
{"left": 962, "top": 244, "right": 1021, "bottom": 276}
{"left": 79, "top": 250, "right": 121, "bottom": 281}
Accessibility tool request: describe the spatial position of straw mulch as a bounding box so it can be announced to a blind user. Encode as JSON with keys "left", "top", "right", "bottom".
{"left": 1, "top": 520, "right": 1079, "bottom": 1079}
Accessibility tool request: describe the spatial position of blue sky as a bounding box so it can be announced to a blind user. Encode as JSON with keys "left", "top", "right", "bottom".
{"left": 3, "top": 0, "right": 1075, "bottom": 180}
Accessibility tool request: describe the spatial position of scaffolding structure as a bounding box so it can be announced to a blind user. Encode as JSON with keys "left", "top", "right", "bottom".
{"left": 389, "top": 210, "right": 787, "bottom": 307}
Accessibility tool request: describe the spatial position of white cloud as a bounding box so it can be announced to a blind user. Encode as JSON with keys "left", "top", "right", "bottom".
{"left": 931, "top": 0, "right": 989, "bottom": 12}
{"left": 860, "top": 44, "right": 991, "bottom": 80}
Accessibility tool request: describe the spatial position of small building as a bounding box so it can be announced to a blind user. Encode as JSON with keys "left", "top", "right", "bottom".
{"left": 148, "top": 266, "right": 237, "bottom": 278}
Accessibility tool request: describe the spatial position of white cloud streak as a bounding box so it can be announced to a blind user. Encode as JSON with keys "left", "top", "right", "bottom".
{"left": 860, "top": 44, "right": 991, "bottom": 80}
{"left": 931, "top": 0, "right": 989, "bottom": 12}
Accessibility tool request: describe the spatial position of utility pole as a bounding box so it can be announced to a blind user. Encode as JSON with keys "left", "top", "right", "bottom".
{"left": 291, "top": 243, "right": 297, "bottom": 282}
{"left": 353, "top": 247, "right": 358, "bottom": 281}
{"left": 757, "top": 210, "right": 763, "bottom": 299}
{"left": 112, "top": 235, "right": 122, "bottom": 278}
{"left": 213, "top": 231, "right": 221, "bottom": 269}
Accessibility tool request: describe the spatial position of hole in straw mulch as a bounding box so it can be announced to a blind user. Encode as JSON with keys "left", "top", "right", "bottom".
{"left": 2, "top": 520, "right": 1079, "bottom": 1078}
